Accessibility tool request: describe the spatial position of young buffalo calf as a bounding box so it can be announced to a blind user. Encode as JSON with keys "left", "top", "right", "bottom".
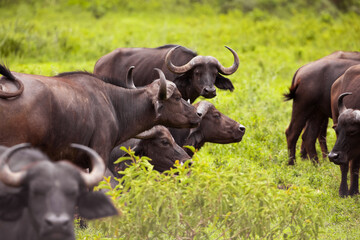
{"left": 0, "top": 143, "right": 118, "bottom": 240}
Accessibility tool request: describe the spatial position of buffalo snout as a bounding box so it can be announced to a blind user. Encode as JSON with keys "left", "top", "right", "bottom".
{"left": 239, "top": 124, "right": 246, "bottom": 133}
{"left": 201, "top": 86, "right": 216, "bottom": 98}
{"left": 41, "top": 213, "right": 72, "bottom": 240}
{"left": 233, "top": 124, "right": 246, "bottom": 141}
{"left": 44, "top": 213, "right": 71, "bottom": 228}
{"left": 328, "top": 151, "right": 346, "bottom": 165}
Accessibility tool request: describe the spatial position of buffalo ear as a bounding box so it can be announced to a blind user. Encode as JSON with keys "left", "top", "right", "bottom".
{"left": 78, "top": 191, "right": 118, "bottom": 220}
{"left": 153, "top": 100, "right": 163, "bottom": 120}
{"left": 173, "top": 74, "right": 190, "bottom": 90}
{"left": 215, "top": 74, "right": 234, "bottom": 91}
{"left": 0, "top": 189, "right": 26, "bottom": 221}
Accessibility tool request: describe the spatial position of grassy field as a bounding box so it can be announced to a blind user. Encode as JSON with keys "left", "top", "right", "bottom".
{"left": 1, "top": 1, "right": 360, "bottom": 239}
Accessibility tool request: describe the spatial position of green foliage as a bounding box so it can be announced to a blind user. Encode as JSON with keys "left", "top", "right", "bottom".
{"left": 83, "top": 148, "right": 323, "bottom": 239}
{"left": 1, "top": 2, "right": 360, "bottom": 239}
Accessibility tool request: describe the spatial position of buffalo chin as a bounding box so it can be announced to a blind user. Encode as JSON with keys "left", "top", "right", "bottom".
{"left": 40, "top": 230, "right": 73, "bottom": 240}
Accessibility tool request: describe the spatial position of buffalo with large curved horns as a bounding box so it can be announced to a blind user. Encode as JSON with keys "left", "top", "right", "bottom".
{"left": 0, "top": 64, "right": 201, "bottom": 175}
{"left": 94, "top": 44, "right": 240, "bottom": 103}
{"left": 0, "top": 143, "right": 118, "bottom": 240}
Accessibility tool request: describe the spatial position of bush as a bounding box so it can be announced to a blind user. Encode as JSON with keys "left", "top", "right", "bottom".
{"left": 79, "top": 148, "right": 324, "bottom": 239}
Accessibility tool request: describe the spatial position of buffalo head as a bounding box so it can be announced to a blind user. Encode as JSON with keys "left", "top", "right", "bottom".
{"left": 110, "top": 126, "right": 192, "bottom": 174}
{"left": 0, "top": 143, "right": 117, "bottom": 240}
{"left": 165, "top": 46, "right": 239, "bottom": 102}
{"left": 134, "top": 126, "right": 192, "bottom": 172}
{"left": 329, "top": 92, "right": 360, "bottom": 165}
{"left": 146, "top": 68, "right": 201, "bottom": 128}
{"left": 194, "top": 101, "right": 245, "bottom": 143}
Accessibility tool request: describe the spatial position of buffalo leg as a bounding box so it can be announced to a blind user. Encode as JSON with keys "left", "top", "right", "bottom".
{"left": 318, "top": 118, "right": 329, "bottom": 159}
{"left": 301, "top": 112, "right": 327, "bottom": 164}
{"left": 285, "top": 104, "right": 314, "bottom": 165}
{"left": 300, "top": 122, "right": 309, "bottom": 159}
{"left": 339, "top": 164, "right": 349, "bottom": 197}
{"left": 349, "top": 160, "right": 359, "bottom": 196}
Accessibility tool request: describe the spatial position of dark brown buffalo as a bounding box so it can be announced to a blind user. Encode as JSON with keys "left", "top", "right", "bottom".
{"left": 108, "top": 101, "right": 245, "bottom": 179}
{"left": 0, "top": 143, "right": 118, "bottom": 240}
{"left": 0, "top": 65, "right": 200, "bottom": 173}
{"left": 110, "top": 125, "right": 191, "bottom": 174}
{"left": 93, "top": 45, "right": 240, "bottom": 103}
{"left": 170, "top": 101, "right": 246, "bottom": 156}
{"left": 329, "top": 64, "right": 360, "bottom": 196}
{"left": 284, "top": 51, "right": 360, "bottom": 165}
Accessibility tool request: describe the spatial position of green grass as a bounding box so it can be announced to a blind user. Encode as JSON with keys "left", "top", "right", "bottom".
{"left": 1, "top": 2, "right": 360, "bottom": 239}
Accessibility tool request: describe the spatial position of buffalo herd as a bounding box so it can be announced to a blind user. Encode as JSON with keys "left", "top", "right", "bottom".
{"left": 284, "top": 51, "right": 360, "bottom": 197}
{"left": 1, "top": 43, "right": 360, "bottom": 238}
{"left": 0, "top": 44, "right": 244, "bottom": 239}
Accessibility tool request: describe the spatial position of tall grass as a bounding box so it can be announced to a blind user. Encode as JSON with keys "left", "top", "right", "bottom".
{"left": 1, "top": 2, "right": 360, "bottom": 239}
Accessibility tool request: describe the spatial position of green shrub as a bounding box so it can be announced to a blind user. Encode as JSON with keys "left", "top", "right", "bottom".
{"left": 77, "top": 148, "right": 324, "bottom": 239}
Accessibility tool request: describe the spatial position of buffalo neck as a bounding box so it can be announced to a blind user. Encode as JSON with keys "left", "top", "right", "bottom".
{"left": 106, "top": 85, "right": 157, "bottom": 144}
{"left": 187, "top": 130, "right": 205, "bottom": 153}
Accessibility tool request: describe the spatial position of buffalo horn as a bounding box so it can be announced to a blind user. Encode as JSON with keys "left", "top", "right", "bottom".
{"left": 338, "top": 92, "right": 352, "bottom": 115}
{"left": 0, "top": 77, "right": 24, "bottom": 98}
{"left": 196, "top": 101, "right": 213, "bottom": 118}
{"left": 70, "top": 143, "right": 105, "bottom": 188}
{"left": 0, "top": 143, "right": 31, "bottom": 187}
{"left": 135, "top": 126, "right": 161, "bottom": 139}
{"left": 165, "top": 46, "right": 196, "bottom": 74}
{"left": 216, "top": 46, "right": 240, "bottom": 75}
{"left": 126, "top": 66, "right": 136, "bottom": 89}
{"left": 155, "top": 68, "right": 167, "bottom": 100}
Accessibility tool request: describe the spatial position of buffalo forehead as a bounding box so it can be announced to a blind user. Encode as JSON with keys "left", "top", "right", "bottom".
{"left": 27, "top": 162, "right": 80, "bottom": 188}
{"left": 339, "top": 110, "right": 360, "bottom": 126}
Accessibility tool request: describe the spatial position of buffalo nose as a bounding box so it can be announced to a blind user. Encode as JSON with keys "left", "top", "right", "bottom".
{"left": 328, "top": 152, "right": 339, "bottom": 162}
{"left": 203, "top": 87, "right": 216, "bottom": 96}
{"left": 45, "top": 213, "right": 70, "bottom": 227}
{"left": 239, "top": 125, "right": 246, "bottom": 133}
{"left": 196, "top": 112, "right": 203, "bottom": 117}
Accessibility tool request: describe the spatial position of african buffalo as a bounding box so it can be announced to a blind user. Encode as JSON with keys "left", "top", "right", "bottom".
{"left": 329, "top": 64, "right": 360, "bottom": 196}
{"left": 169, "top": 101, "right": 246, "bottom": 156}
{"left": 109, "top": 101, "right": 245, "bottom": 179}
{"left": 110, "top": 125, "right": 191, "bottom": 174}
{"left": 0, "top": 64, "right": 200, "bottom": 175}
{"left": 0, "top": 143, "right": 118, "bottom": 240}
{"left": 284, "top": 52, "right": 360, "bottom": 165}
{"left": 93, "top": 45, "right": 240, "bottom": 103}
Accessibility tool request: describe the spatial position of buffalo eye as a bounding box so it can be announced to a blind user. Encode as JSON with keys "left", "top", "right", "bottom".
{"left": 347, "top": 129, "right": 358, "bottom": 136}
{"left": 213, "top": 112, "right": 221, "bottom": 119}
{"left": 160, "top": 139, "right": 171, "bottom": 146}
{"left": 194, "top": 70, "right": 201, "bottom": 77}
{"left": 175, "top": 95, "right": 181, "bottom": 101}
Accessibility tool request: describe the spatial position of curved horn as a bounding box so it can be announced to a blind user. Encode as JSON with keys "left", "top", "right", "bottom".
{"left": 216, "top": 46, "right": 239, "bottom": 75}
{"left": 0, "top": 74, "right": 24, "bottom": 98}
{"left": 196, "top": 101, "right": 213, "bottom": 118}
{"left": 338, "top": 92, "right": 352, "bottom": 115}
{"left": 135, "top": 126, "right": 161, "bottom": 139}
{"left": 126, "top": 66, "right": 136, "bottom": 89}
{"left": 154, "top": 68, "right": 167, "bottom": 100}
{"left": 0, "top": 143, "right": 31, "bottom": 187}
{"left": 165, "top": 46, "right": 196, "bottom": 74}
{"left": 71, "top": 144, "right": 105, "bottom": 188}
